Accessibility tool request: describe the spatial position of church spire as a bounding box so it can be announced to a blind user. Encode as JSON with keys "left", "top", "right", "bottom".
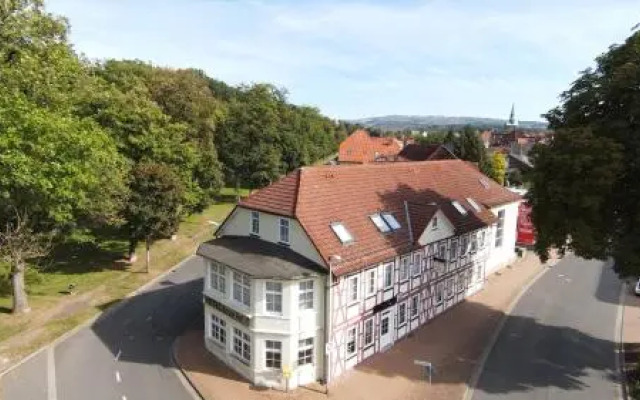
{"left": 506, "top": 103, "right": 518, "bottom": 128}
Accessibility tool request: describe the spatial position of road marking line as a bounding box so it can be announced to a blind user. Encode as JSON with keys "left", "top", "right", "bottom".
{"left": 115, "top": 370, "right": 121, "bottom": 383}
{"left": 122, "top": 396, "right": 127, "bottom": 400}
{"left": 115, "top": 349, "right": 121, "bottom": 361}
{"left": 47, "top": 347, "right": 57, "bottom": 400}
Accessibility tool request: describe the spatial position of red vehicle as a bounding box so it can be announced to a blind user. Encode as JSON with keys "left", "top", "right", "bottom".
{"left": 517, "top": 202, "right": 536, "bottom": 246}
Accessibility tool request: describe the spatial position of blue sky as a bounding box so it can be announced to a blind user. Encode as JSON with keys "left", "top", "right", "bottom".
{"left": 47, "top": 0, "right": 638, "bottom": 121}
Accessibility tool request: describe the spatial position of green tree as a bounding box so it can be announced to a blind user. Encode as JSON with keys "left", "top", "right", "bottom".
{"left": 487, "top": 152, "right": 507, "bottom": 185}
{"left": 528, "top": 31, "right": 640, "bottom": 273}
{"left": 124, "top": 163, "right": 184, "bottom": 273}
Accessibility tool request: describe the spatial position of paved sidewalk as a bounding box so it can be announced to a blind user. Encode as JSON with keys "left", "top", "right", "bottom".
{"left": 175, "top": 252, "right": 551, "bottom": 400}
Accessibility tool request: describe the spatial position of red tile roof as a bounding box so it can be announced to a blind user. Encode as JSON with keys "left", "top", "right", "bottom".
{"left": 338, "top": 130, "right": 403, "bottom": 163}
{"left": 396, "top": 144, "right": 457, "bottom": 162}
{"left": 238, "top": 159, "right": 521, "bottom": 276}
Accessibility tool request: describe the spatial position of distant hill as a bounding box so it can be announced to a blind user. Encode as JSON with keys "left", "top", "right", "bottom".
{"left": 351, "top": 115, "right": 548, "bottom": 131}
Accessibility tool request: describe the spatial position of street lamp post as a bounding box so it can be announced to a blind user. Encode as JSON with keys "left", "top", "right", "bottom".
{"left": 325, "top": 254, "right": 341, "bottom": 396}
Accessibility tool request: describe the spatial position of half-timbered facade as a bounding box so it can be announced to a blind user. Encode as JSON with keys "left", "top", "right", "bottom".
{"left": 198, "top": 159, "right": 521, "bottom": 389}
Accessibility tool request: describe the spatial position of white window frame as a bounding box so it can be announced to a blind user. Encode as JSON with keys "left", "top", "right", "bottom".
{"left": 347, "top": 274, "right": 360, "bottom": 303}
{"left": 466, "top": 197, "right": 482, "bottom": 212}
{"left": 209, "top": 313, "right": 226, "bottom": 345}
{"left": 381, "top": 213, "right": 401, "bottom": 230}
{"left": 364, "top": 317, "right": 374, "bottom": 346}
{"left": 298, "top": 338, "right": 314, "bottom": 366}
{"left": 410, "top": 295, "right": 419, "bottom": 318}
{"left": 233, "top": 271, "right": 251, "bottom": 307}
{"left": 331, "top": 222, "right": 354, "bottom": 244}
{"left": 398, "top": 302, "right": 407, "bottom": 325}
{"left": 370, "top": 214, "right": 391, "bottom": 233}
{"left": 412, "top": 252, "right": 421, "bottom": 277}
{"left": 432, "top": 215, "right": 438, "bottom": 230}
{"left": 383, "top": 263, "right": 394, "bottom": 288}
{"left": 495, "top": 210, "right": 505, "bottom": 248}
{"left": 461, "top": 235, "right": 469, "bottom": 255}
{"left": 446, "top": 278, "right": 454, "bottom": 299}
{"left": 437, "top": 242, "right": 446, "bottom": 259}
{"left": 250, "top": 210, "right": 260, "bottom": 235}
{"left": 299, "top": 280, "right": 314, "bottom": 310}
{"left": 346, "top": 326, "right": 357, "bottom": 356}
{"left": 452, "top": 200, "right": 468, "bottom": 215}
{"left": 279, "top": 218, "right": 290, "bottom": 244}
{"left": 233, "top": 327, "right": 251, "bottom": 364}
{"left": 449, "top": 240, "right": 458, "bottom": 261}
{"left": 470, "top": 234, "right": 478, "bottom": 253}
{"left": 366, "top": 269, "right": 376, "bottom": 296}
{"left": 209, "top": 261, "right": 226, "bottom": 294}
{"left": 435, "top": 283, "right": 444, "bottom": 305}
{"left": 265, "top": 281, "right": 283, "bottom": 313}
{"left": 457, "top": 272, "right": 466, "bottom": 293}
{"left": 265, "top": 340, "right": 282, "bottom": 369}
{"left": 399, "top": 256, "right": 410, "bottom": 281}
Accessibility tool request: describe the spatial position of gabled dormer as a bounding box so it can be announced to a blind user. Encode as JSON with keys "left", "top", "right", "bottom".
{"left": 406, "top": 202, "right": 455, "bottom": 246}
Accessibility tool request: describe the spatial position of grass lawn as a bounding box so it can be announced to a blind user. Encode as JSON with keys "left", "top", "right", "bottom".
{"left": 0, "top": 197, "right": 237, "bottom": 368}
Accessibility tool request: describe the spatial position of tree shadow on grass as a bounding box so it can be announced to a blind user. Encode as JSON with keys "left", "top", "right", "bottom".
{"left": 43, "top": 231, "right": 129, "bottom": 274}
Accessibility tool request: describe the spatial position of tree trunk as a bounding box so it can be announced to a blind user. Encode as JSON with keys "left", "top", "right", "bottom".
{"left": 128, "top": 237, "right": 138, "bottom": 263}
{"left": 235, "top": 177, "right": 241, "bottom": 201}
{"left": 11, "top": 261, "right": 30, "bottom": 314}
{"left": 145, "top": 237, "right": 150, "bottom": 273}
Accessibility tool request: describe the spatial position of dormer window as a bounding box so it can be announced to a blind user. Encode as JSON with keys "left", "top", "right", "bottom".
{"left": 466, "top": 198, "right": 481, "bottom": 213}
{"left": 381, "top": 213, "right": 401, "bottom": 230}
{"left": 331, "top": 222, "right": 354, "bottom": 244}
{"left": 370, "top": 214, "right": 391, "bottom": 233}
{"left": 432, "top": 216, "right": 438, "bottom": 230}
{"left": 452, "top": 201, "right": 468, "bottom": 215}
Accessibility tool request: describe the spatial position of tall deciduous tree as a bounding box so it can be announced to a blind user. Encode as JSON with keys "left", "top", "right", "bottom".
{"left": 124, "top": 163, "right": 184, "bottom": 273}
{"left": 529, "top": 31, "right": 640, "bottom": 274}
{"left": 487, "top": 152, "right": 507, "bottom": 186}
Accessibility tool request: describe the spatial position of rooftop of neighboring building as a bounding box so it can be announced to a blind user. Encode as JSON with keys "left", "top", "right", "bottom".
{"left": 338, "top": 129, "right": 404, "bottom": 163}
{"left": 396, "top": 143, "right": 457, "bottom": 162}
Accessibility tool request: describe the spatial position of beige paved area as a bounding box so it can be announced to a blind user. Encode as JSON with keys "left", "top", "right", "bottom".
{"left": 624, "top": 284, "right": 640, "bottom": 344}
{"left": 175, "top": 252, "right": 550, "bottom": 400}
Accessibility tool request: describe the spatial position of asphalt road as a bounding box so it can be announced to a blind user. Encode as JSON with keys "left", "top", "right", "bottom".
{"left": 0, "top": 255, "right": 204, "bottom": 400}
{"left": 471, "top": 255, "right": 623, "bottom": 400}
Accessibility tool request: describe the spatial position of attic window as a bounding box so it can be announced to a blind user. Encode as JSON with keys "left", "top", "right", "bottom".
{"left": 466, "top": 198, "right": 481, "bottom": 212}
{"left": 381, "top": 213, "right": 401, "bottom": 230}
{"left": 479, "top": 178, "right": 490, "bottom": 189}
{"left": 370, "top": 214, "right": 391, "bottom": 233}
{"left": 451, "top": 201, "right": 468, "bottom": 215}
{"left": 331, "top": 222, "right": 354, "bottom": 244}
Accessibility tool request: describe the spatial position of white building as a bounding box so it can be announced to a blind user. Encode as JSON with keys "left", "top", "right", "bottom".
{"left": 197, "top": 159, "right": 521, "bottom": 390}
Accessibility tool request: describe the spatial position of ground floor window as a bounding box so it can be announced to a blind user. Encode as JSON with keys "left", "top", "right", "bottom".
{"left": 298, "top": 338, "right": 314, "bottom": 366}
{"left": 410, "top": 295, "right": 419, "bottom": 317}
{"left": 398, "top": 302, "right": 407, "bottom": 325}
{"left": 346, "top": 326, "right": 357, "bottom": 356}
{"left": 435, "top": 283, "right": 444, "bottom": 305}
{"left": 210, "top": 314, "right": 226, "bottom": 345}
{"left": 233, "top": 328, "right": 251, "bottom": 364}
{"left": 446, "top": 278, "right": 454, "bottom": 298}
{"left": 457, "top": 272, "right": 466, "bottom": 293}
{"left": 364, "top": 318, "right": 374, "bottom": 346}
{"left": 265, "top": 340, "right": 282, "bottom": 369}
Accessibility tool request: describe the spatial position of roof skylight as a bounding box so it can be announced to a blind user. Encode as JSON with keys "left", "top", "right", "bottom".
{"left": 370, "top": 214, "right": 391, "bottom": 233}
{"left": 381, "top": 213, "right": 401, "bottom": 230}
{"left": 331, "top": 222, "right": 354, "bottom": 244}
{"left": 466, "top": 198, "right": 482, "bottom": 212}
{"left": 479, "top": 177, "right": 490, "bottom": 189}
{"left": 451, "top": 201, "right": 468, "bottom": 215}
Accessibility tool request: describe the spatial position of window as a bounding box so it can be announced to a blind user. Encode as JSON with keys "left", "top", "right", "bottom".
{"left": 279, "top": 218, "right": 290, "bottom": 244}
{"left": 299, "top": 280, "right": 314, "bottom": 310}
{"left": 410, "top": 295, "right": 419, "bottom": 317}
{"left": 457, "top": 273, "right": 466, "bottom": 293}
{"left": 265, "top": 340, "right": 282, "bottom": 369}
{"left": 479, "top": 231, "right": 486, "bottom": 248}
{"left": 233, "top": 271, "right": 251, "bottom": 307}
{"left": 366, "top": 269, "right": 376, "bottom": 296}
{"left": 346, "top": 326, "right": 357, "bottom": 356}
{"left": 331, "top": 222, "right": 354, "bottom": 244}
{"left": 370, "top": 214, "right": 390, "bottom": 233}
{"left": 398, "top": 302, "right": 407, "bottom": 325}
{"left": 383, "top": 263, "right": 393, "bottom": 288}
{"left": 209, "top": 262, "right": 226, "bottom": 294}
{"left": 446, "top": 278, "right": 454, "bottom": 298}
{"left": 470, "top": 235, "right": 478, "bottom": 252}
{"left": 381, "top": 213, "right": 401, "bottom": 230}
{"left": 495, "top": 210, "right": 505, "bottom": 247}
{"left": 437, "top": 243, "right": 446, "bottom": 259}
{"left": 250, "top": 211, "right": 260, "bottom": 235}
{"left": 449, "top": 241, "right": 458, "bottom": 261}
{"left": 435, "top": 284, "right": 444, "bottom": 305}
{"left": 399, "top": 257, "right": 410, "bottom": 281}
{"left": 475, "top": 264, "right": 483, "bottom": 282}
{"left": 479, "top": 177, "right": 490, "bottom": 189}
{"left": 466, "top": 198, "right": 482, "bottom": 213}
{"left": 210, "top": 314, "right": 226, "bottom": 345}
{"left": 265, "top": 281, "right": 282, "bottom": 313}
{"left": 452, "top": 200, "right": 468, "bottom": 215}
{"left": 298, "top": 338, "right": 314, "bottom": 366}
{"left": 348, "top": 275, "right": 359, "bottom": 303}
{"left": 412, "top": 253, "right": 421, "bottom": 276}
{"left": 381, "top": 315, "right": 389, "bottom": 335}
{"left": 233, "top": 328, "right": 251, "bottom": 364}
{"left": 460, "top": 235, "right": 469, "bottom": 255}
{"left": 432, "top": 216, "right": 438, "bottom": 230}
{"left": 364, "top": 318, "right": 374, "bottom": 346}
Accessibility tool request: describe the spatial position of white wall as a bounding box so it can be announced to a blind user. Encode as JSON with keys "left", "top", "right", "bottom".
{"left": 220, "top": 207, "right": 326, "bottom": 266}
{"left": 417, "top": 209, "right": 455, "bottom": 246}
{"left": 486, "top": 201, "right": 520, "bottom": 275}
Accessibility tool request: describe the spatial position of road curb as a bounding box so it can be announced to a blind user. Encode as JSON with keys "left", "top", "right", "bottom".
{"left": 461, "top": 260, "right": 552, "bottom": 400}
{"left": 171, "top": 333, "right": 206, "bottom": 400}
{"left": 0, "top": 254, "right": 197, "bottom": 378}
{"left": 617, "top": 281, "right": 628, "bottom": 400}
